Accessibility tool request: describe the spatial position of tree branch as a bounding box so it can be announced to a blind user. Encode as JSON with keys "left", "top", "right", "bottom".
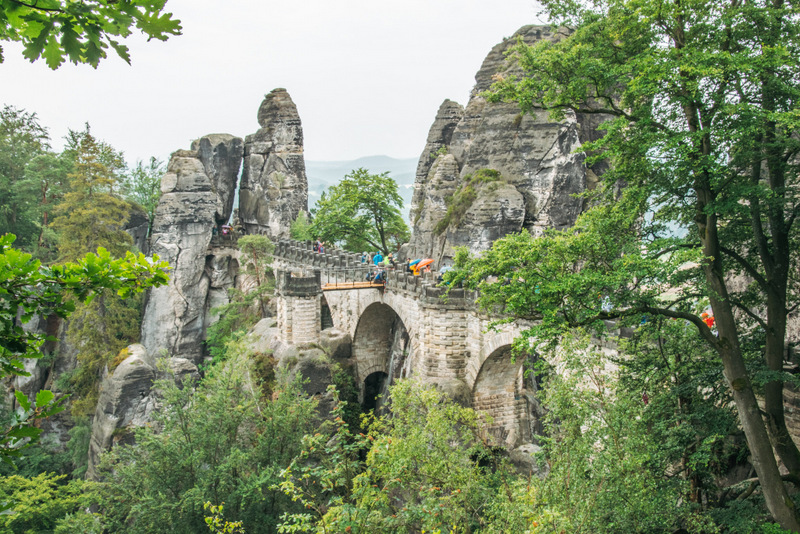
{"left": 9, "top": 0, "right": 65, "bottom": 13}
{"left": 718, "top": 246, "right": 768, "bottom": 290}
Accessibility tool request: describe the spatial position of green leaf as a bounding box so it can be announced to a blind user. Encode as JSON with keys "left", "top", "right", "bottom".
{"left": 7, "top": 425, "right": 41, "bottom": 439}
{"left": 42, "top": 33, "right": 64, "bottom": 69}
{"left": 35, "top": 389, "right": 54, "bottom": 408}
{"left": 14, "top": 391, "right": 30, "bottom": 412}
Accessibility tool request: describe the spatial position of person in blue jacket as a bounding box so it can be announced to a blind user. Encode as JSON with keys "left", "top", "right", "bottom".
{"left": 373, "top": 251, "right": 383, "bottom": 266}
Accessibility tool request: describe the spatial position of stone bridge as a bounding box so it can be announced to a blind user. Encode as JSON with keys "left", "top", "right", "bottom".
{"left": 272, "top": 239, "right": 540, "bottom": 448}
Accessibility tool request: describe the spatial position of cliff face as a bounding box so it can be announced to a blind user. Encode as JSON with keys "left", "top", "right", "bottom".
{"left": 405, "top": 25, "right": 604, "bottom": 265}
{"left": 240, "top": 88, "right": 308, "bottom": 239}
{"left": 140, "top": 135, "right": 243, "bottom": 363}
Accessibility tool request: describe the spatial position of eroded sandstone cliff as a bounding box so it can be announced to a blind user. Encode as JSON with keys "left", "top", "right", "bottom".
{"left": 240, "top": 88, "right": 309, "bottom": 239}
{"left": 140, "top": 135, "right": 243, "bottom": 363}
{"left": 405, "top": 25, "right": 605, "bottom": 265}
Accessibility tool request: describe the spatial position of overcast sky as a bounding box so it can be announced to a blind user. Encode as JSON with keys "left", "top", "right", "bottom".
{"left": 3, "top": 0, "right": 543, "bottom": 165}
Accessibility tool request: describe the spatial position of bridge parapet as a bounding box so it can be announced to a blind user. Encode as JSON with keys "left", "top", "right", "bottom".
{"left": 273, "top": 238, "right": 476, "bottom": 306}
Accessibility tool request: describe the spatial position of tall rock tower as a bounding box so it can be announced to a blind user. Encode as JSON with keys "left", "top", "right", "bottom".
{"left": 406, "top": 25, "right": 607, "bottom": 265}
{"left": 140, "top": 135, "right": 243, "bottom": 363}
{"left": 239, "top": 88, "right": 309, "bottom": 239}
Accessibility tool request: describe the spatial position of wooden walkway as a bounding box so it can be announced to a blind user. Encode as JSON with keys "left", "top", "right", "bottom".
{"left": 322, "top": 281, "right": 385, "bottom": 291}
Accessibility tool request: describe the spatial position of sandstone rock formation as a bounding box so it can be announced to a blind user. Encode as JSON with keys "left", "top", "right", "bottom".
{"left": 86, "top": 344, "right": 200, "bottom": 479}
{"left": 405, "top": 25, "right": 605, "bottom": 265}
{"left": 140, "top": 135, "right": 243, "bottom": 363}
{"left": 192, "top": 134, "right": 245, "bottom": 225}
{"left": 240, "top": 89, "right": 308, "bottom": 239}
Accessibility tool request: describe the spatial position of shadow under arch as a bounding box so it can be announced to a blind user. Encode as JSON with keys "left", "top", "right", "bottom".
{"left": 472, "top": 344, "right": 533, "bottom": 448}
{"left": 352, "top": 302, "right": 410, "bottom": 411}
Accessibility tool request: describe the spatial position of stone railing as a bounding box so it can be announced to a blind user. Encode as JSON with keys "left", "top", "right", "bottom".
{"left": 272, "top": 238, "right": 473, "bottom": 307}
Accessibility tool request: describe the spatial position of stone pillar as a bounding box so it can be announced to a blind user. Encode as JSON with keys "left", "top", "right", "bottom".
{"left": 413, "top": 286, "right": 470, "bottom": 381}
{"left": 275, "top": 270, "right": 322, "bottom": 346}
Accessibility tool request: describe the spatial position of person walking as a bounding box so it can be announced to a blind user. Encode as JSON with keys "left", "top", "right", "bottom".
{"left": 373, "top": 251, "right": 383, "bottom": 266}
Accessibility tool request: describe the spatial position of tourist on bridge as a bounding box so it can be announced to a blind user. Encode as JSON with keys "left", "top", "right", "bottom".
{"left": 361, "top": 251, "right": 369, "bottom": 263}
{"left": 373, "top": 251, "right": 383, "bottom": 266}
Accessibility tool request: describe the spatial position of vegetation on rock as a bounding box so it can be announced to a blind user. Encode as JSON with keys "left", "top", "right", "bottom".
{"left": 433, "top": 168, "right": 504, "bottom": 235}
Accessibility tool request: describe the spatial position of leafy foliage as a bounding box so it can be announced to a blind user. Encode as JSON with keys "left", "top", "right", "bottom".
{"left": 464, "top": 0, "right": 800, "bottom": 526}
{"left": 121, "top": 156, "right": 164, "bottom": 237}
{"left": 98, "top": 343, "right": 318, "bottom": 534}
{"left": 310, "top": 168, "right": 409, "bottom": 254}
{"left": 0, "top": 105, "right": 62, "bottom": 254}
{"left": 289, "top": 211, "right": 313, "bottom": 241}
{"left": 0, "top": 232, "right": 168, "bottom": 462}
{"left": 0, "top": 0, "right": 182, "bottom": 68}
{"left": 279, "top": 381, "right": 515, "bottom": 534}
{"left": 0, "top": 473, "right": 98, "bottom": 533}
{"left": 51, "top": 127, "right": 132, "bottom": 262}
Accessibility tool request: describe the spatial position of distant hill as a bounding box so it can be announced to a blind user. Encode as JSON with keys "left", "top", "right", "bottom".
{"left": 306, "top": 155, "right": 418, "bottom": 220}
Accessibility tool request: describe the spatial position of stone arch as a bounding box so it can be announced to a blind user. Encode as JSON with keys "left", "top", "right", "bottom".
{"left": 466, "top": 329, "right": 518, "bottom": 391}
{"left": 471, "top": 343, "right": 529, "bottom": 448}
{"left": 352, "top": 302, "right": 411, "bottom": 408}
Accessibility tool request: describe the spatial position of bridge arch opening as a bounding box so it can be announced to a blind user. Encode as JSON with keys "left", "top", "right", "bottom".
{"left": 352, "top": 302, "right": 410, "bottom": 411}
{"left": 472, "top": 345, "right": 534, "bottom": 448}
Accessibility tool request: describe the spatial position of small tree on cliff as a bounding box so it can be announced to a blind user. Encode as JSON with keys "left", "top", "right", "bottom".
{"left": 206, "top": 235, "right": 274, "bottom": 361}
{"left": 310, "top": 168, "right": 409, "bottom": 254}
{"left": 449, "top": 0, "right": 800, "bottom": 528}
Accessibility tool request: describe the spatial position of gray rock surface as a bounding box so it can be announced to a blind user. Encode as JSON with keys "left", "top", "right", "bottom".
{"left": 141, "top": 136, "right": 242, "bottom": 363}
{"left": 507, "top": 443, "right": 548, "bottom": 477}
{"left": 406, "top": 25, "right": 604, "bottom": 265}
{"left": 191, "top": 134, "right": 244, "bottom": 224}
{"left": 240, "top": 88, "right": 308, "bottom": 239}
{"left": 86, "top": 344, "right": 199, "bottom": 480}
{"left": 124, "top": 202, "right": 150, "bottom": 254}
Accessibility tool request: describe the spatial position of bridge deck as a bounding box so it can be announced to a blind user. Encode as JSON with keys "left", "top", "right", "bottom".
{"left": 322, "top": 281, "right": 385, "bottom": 291}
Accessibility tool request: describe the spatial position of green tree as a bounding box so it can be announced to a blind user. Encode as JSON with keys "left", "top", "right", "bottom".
{"left": 0, "top": 0, "right": 182, "bottom": 68}
{"left": 98, "top": 343, "right": 317, "bottom": 534}
{"left": 0, "top": 233, "right": 168, "bottom": 463}
{"left": 121, "top": 156, "right": 164, "bottom": 237}
{"left": 279, "top": 381, "right": 514, "bottom": 534}
{"left": 0, "top": 473, "right": 99, "bottom": 533}
{"left": 51, "top": 127, "right": 131, "bottom": 261}
{"left": 452, "top": 0, "right": 800, "bottom": 527}
{"left": 19, "top": 151, "right": 71, "bottom": 259}
{"left": 0, "top": 105, "right": 52, "bottom": 251}
{"left": 310, "top": 168, "right": 409, "bottom": 254}
{"left": 289, "top": 210, "right": 312, "bottom": 241}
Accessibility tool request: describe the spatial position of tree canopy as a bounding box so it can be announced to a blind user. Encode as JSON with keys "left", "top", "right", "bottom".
{"left": 449, "top": 0, "right": 800, "bottom": 528}
{"left": 310, "top": 168, "right": 410, "bottom": 255}
{"left": 0, "top": 0, "right": 182, "bottom": 68}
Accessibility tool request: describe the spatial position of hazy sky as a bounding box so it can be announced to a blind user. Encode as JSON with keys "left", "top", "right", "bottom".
{"left": 3, "top": 0, "right": 543, "bottom": 165}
